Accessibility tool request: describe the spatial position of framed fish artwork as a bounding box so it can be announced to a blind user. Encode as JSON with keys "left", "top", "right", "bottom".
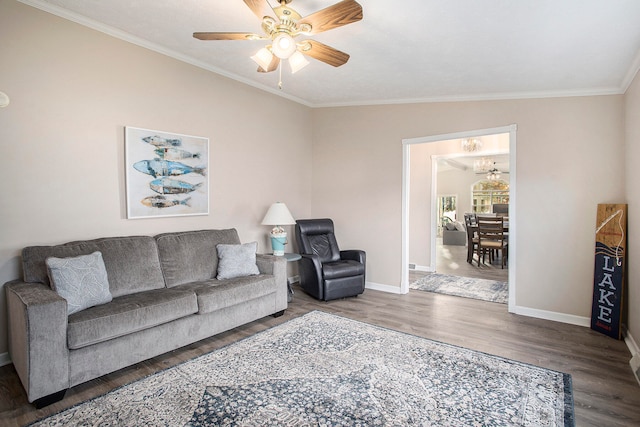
{"left": 125, "top": 126, "right": 209, "bottom": 219}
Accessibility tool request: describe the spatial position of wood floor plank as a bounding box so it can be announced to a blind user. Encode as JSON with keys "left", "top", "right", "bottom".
{"left": 0, "top": 286, "right": 638, "bottom": 426}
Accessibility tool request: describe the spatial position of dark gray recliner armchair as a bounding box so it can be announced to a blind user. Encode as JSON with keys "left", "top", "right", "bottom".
{"left": 295, "top": 218, "right": 366, "bottom": 301}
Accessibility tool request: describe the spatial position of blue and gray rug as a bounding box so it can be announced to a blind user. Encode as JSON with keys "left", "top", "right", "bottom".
{"left": 32, "top": 311, "right": 573, "bottom": 426}
{"left": 411, "top": 273, "right": 509, "bottom": 304}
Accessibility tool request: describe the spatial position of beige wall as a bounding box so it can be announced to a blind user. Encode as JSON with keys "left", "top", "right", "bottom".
{"left": 625, "top": 71, "right": 640, "bottom": 348}
{"left": 0, "top": 1, "right": 313, "bottom": 354}
{"left": 312, "top": 96, "right": 626, "bottom": 321}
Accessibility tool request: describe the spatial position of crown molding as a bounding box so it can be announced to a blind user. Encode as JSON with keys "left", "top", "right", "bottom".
{"left": 621, "top": 49, "right": 640, "bottom": 94}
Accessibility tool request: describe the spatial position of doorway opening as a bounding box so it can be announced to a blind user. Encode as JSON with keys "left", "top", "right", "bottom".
{"left": 433, "top": 170, "right": 509, "bottom": 283}
{"left": 401, "top": 125, "right": 517, "bottom": 312}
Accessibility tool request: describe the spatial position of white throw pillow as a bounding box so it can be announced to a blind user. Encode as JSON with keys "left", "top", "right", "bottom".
{"left": 216, "top": 242, "right": 260, "bottom": 280}
{"left": 46, "top": 251, "right": 113, "bottom": 315}
{"left": 454, "top": 220, "right": 466, "bottom": 231}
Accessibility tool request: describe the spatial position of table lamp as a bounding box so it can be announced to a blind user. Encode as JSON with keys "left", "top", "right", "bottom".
{"left": 261, "top": 202, "right": 296, "bottom": 256}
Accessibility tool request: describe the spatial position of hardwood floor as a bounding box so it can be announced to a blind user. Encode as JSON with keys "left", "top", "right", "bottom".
{"left": 432, "top": 238, "right": 509, "bottom": 282}
{"left": 1, "top": 286, "right": 638, "bottom": 426}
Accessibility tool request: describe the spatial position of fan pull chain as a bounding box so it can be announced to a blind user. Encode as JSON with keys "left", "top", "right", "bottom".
{"left": 278, "top": 65, "right": 283, "bottom": 90}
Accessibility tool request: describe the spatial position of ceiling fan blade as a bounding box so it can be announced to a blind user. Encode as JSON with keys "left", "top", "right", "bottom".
{"left": 243, "top": 0, "right": 278, "bottom": 21}
{"left": 193, "top": 32, "right": 264, "bottom": 41}
{"left": 304, "top": 40, "right": 350, "bottom": 67}
{"left": 298, "top": 0, "right": 363, "bottom": 35}
{"left": 257, "top": 56, "right": 280, "bottom": 73}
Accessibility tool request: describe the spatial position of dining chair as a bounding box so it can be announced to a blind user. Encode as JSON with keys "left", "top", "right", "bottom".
{"left": 463, "top": 213, "right": 478, "bottom": 264}
{"left": 476, "top": 215, "right": 508, "bottom": 268}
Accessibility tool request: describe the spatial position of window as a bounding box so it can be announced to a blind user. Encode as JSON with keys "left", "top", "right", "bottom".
{"left": 472, "top": 180, "right": 509, "bottom": 214}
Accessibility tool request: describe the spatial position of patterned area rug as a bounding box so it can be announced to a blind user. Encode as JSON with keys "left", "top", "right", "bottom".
{"left": 411, "top": 273, "right": 509, "bottom": 304}
{"left": 32, "top": 311, "right": 573, "bottom": 426}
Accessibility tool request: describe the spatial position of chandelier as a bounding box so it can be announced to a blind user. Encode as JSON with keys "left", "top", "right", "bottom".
{"left": 461, "top": 138, "right": 483, "bottom": 152}
{"left": 473, "top": 157, "right": 493, "bottom": 173}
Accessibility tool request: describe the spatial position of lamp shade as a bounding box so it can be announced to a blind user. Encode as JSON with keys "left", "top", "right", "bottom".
{"left": 289, "top": 51, "right": 309, "bottom": 74}
{"left": 261, "top": 202, "right": 295, "bottom": 226}
{"left": 271, "top": 33, "right": 297, "bottom": 59}
{"left": 251, "top": 47, "right": 274, "bottom": 71}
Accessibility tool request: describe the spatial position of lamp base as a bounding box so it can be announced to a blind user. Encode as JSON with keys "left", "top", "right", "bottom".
{"left": 270, "top": 233, "right": 287, "bottom": 256}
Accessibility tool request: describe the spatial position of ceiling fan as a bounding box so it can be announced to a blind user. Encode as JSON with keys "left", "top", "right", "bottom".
{"left": 193, "top": 0, "right": 363, "bottom": 75}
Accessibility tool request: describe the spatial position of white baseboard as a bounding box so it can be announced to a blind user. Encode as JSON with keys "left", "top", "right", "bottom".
{"left": 0, "top": 352, "right": 11, "bottom": 367}
{"left": 410, "top": 264, "right": 434, "bottom": 273}
{"left": 292, "top": 278, "right": 402, "bottom": 294}
{"left": 625, "top": 330, "right": 640, "bottom": 386}
{"left": 365, "top": 281, "right": 404, "bottom": 294}
{"left": 630, "top": 353, "right": 640, "bottom": 386}
{"left": 511, "top": 305, "right": 591, "bottom": 327}
{"left": 625, "top": 330, "right": 640, "bottom": 356}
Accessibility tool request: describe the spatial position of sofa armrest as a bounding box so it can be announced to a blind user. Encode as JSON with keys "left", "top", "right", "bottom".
{"left": 5, "top": 281, "right": 70, "bottom": 403}
{"left": 256, "top": 254, "right": 288, "bottom": 310}
{"left": 256, "top": 254, "right": 275, "bottom": 275}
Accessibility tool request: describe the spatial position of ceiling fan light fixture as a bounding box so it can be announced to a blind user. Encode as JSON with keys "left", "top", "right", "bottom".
{"left": 486, "top": 165, "right": 501, "bottom": 181}
{"left": 194, "top": 0, "right": 364, "bottom": 85}
{"left": 272, "top": 33, "right": 297, "bottom": 59}
{"left": 289, "top": 50, "right": 309, "bottom": 73}
{"left": 251, "top": 47, "right": 274, "bottom": 71}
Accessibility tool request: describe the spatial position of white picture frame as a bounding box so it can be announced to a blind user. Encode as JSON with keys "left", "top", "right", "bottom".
{"left": 125, "top": 126, "right": 209, "bottom": 219}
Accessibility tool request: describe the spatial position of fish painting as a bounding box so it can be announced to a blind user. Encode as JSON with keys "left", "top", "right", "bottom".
{"left": 133, "top": 159, "right": 206, "bottom": 178}
{"left": 142, "top": 135, "right": 182, "bottom": 147}
{"left": 154, "top": 147, "right": 201, "bottom": 160}
{"left": 141, "top": 195, "right": 191, "bottom": 208}
{"left": 150, "top": 178, "right": 203, "bottom": 194}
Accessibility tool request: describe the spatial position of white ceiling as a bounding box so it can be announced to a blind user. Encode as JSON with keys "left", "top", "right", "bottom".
{"left": 21, "top": 0, "right": 640, "bottom": 107}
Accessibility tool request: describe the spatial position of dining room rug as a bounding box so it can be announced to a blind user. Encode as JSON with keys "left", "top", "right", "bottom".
{"left": 31, "top": 311, "right": 573, "bottom": 427}
{"left": 410, "top": 272, "right": 509, "bottom": 304}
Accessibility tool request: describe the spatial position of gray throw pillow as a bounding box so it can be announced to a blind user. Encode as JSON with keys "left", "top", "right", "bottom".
{"left": 216, "top": 242, "right": 260, "bottom": 280}
{"left": 46, "top": 251, "right": 113, "bottom": 315}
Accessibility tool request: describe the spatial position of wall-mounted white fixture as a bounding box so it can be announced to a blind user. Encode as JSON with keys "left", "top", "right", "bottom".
{"left": 0, "top": 92, "right": 9, "bottom": 108}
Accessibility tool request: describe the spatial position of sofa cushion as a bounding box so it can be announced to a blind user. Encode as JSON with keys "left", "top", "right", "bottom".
{"left": 67, "top": 288, "right": 198, "bottom": 350}
{"left": 216, "top": 242, "right": 260, "bottom": 280}
{"left": 172, "top": 275, "right": 275, "bottom": 314}
{"left": 155, "top": 229, "right": 241, "bottom": 287}
{"left": 23, "top": 236, "right": 165, "bottom": 298}
{"left": 46, "top": 251, "right": 113, "bottom": 315}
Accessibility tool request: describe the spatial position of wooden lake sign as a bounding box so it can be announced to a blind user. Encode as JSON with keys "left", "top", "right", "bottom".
{"left": 591, "top": 204, "right": 627, "bottom": 339}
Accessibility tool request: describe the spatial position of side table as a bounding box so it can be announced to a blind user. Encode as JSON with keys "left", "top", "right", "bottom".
{"left": 282, "top": 253, "right": 301, "bottom": 302}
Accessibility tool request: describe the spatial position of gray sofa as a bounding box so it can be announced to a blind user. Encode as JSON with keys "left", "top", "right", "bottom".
{"left": 5, "top": 229, "right": 287, "bottom": 407}
{"left": 442, "top": 220, "right": 467, "bottom": 246}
